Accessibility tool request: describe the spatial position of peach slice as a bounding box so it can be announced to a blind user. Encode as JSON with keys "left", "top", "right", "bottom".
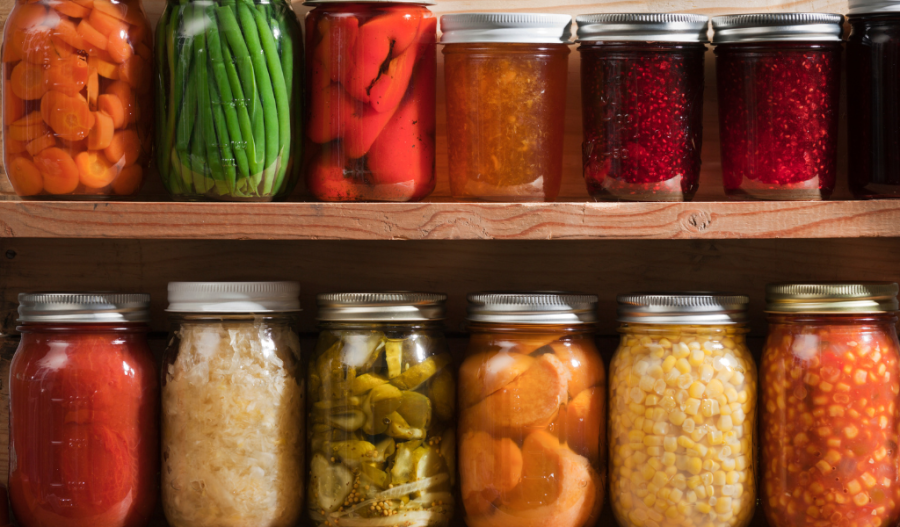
{"left": 459, "top": 351, "right": 536, "bottom": 409}
{"left": 469, "top": 332, "right": 562, "bottom": 356}
{"left": 565, "top": 387, "right": 604, "bottom": 465}
{"left": 550, "top": 341, "right": 605, "bottom": 398}
{"left": 460, "top": 430, "right": 523, "bottom": 516}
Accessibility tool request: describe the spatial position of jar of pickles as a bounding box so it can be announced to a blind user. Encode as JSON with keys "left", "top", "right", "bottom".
{"left": 459, "top": 293, "right": 605, "bottom": 527}
{"left": 308, "top": 293, "right": 456, "bottom": 527}
{"left": 610, "top": 293, "right": 757, "bottom": 527}
{"left": 848, "top": 0, "right": 900, "bottom": 199}
{"left": 304, "top": 1, "right": 437, "bottom": 202}
{"left": 577, "top": 14, "right": 708, "bottom": 202}
{"left": 441, "top": 14, "right": 572, "bottom": 202}
{"left": 161, "top": 282, "right": 305, "bottom": 527}
{"left": 9, "top": 293, "right": 158, "bottom": 527}
{"left": 761, "top": 283, "right": 900, "bottom": 527}
{"left": 2, "top": 0, "right": 152, "bottom": 198}
{"left": 713, "top": 14, "right": 844, "bottom": 200}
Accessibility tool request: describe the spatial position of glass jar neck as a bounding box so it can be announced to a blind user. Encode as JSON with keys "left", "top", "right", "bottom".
{"left": 318, "top": 320, "right": 444, "bottom": 331}
{"left": 578, "top": 41, "right": 707, "bottom": 52}
{"left": 17, "top": 322, "right": 149, "bottom": 334}
{"left": 767, "top": 313, "right": 899, "bottom": 326}
{"left": 468, "top": 321, "right": 596, "bottom": 336}
{"left": 170, "top": 313, "right": 296, "bottom": 324}
{"left": 715, "top": 41, "right": 843, "bottom": 54}
{"left": 442, "top": 43, "right": 571, "bottom": 56}
{"left": 619, "top": 323, "right": 749, "bottom": 338}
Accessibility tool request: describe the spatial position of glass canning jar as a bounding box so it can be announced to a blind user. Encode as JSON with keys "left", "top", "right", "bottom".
{"left": 761, "top": 283, "right": 900, "bottom": 527}
{"left": 610, "top": 293, "right": 757, "bottom": 527}
{"left": 2, "top": 0, "right": 152, "bottom": 198}
{"left": 161, "top": 282, "right": 305, "bottom": 527}
{"left": 9, "top": 293, "right": 158, "bottom": 527}
{"left": 308, "top": 293, "right": 455, "bottom": 527}
{"left": 848, "top": 1, "right": 900, "bottom": 198}
{"left": 441, "top": 14, "right": 572, "bottom": 202}
{"left": 304, "top": 1, "right": 437, "bottom": 202}
{"left": 713, "top": 14, "right": 844, "bottom": 201}
{"left": 459, "top": 293, "right": 605, "bottom": 527}
{"left": 576, "top": 14, "right": 708, "bottom": 202}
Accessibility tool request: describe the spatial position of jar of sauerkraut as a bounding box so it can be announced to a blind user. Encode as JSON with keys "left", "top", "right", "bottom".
{"left": 610, "top": 293, "right": 757, "bottom": 527}
{"left": 762, "top": 283, "right": 900, "bottom": 527}
{"left": 308, "top": 293, "right": 456, "bottom": 527}
{"left": 161, "top": 282, "right": 305, "bottom": 527}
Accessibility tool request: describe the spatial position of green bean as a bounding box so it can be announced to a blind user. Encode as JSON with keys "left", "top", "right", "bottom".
{"left": 207, "top": 18, "right": 250, "bottom": 181}
{"left": 253, "top": 6, "right": 291, "bottom": 194}
{"left": 209, "top": 57, "right": 238, "bottom": 194}
{"left": 216, "top": 30, "right": 260, "bottom": 188}
{"left": 174, "top": 26, "right": 197, "bottom": 191}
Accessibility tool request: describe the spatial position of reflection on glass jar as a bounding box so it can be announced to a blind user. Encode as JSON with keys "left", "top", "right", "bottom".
{"left": 761, "top": 283, "right": 900, "bottom": 527}
{"left": 161, "top": 282, "right": 304, "bottom": 527}
{"left": 2, "top": 0, "right": 153, "bottom": 198}
{"left": 9, "top": 293, "right": 158, "bottom": 527}
{"left": 459, "top": 293, "right": 605, "bottom": 527}
{"left": 712, "top": 14, "right": 844, "bottom": 201}
{"left": 308, "top": 293, "right": 456, "bottom": 527}
{"left": 610, "top": 293, "right": 757, "bottom": 527}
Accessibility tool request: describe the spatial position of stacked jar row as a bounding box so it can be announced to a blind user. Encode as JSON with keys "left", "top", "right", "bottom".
{"left": 4, "top": 0, "right": 900, "bottom": 202}
{"left": 8, "top": 284, "right": 900, "bottom": 527}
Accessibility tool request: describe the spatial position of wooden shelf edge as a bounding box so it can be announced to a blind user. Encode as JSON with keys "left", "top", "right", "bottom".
{"left": 0, "top": 200, "right": 898, "bottom": 240}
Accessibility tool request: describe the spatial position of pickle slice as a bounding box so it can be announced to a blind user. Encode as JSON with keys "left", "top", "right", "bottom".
{"left": 327, "top": 409, "right": 366, "bottom": 431}
{"left": 386, "top": 340, "right": 403, "bottom": 378}
{"left": 390, "top": 440, "right": 423, "bottom": 486}
{"left": 440, "top": 428, "right": 456, "bottom": 486}
{"left": 390, "top": 353, "right": 452, "bottom": 391}
{"left": 397, "top": 391, "right": 432, "bottom": 430}
{"left": 331, "top": 440, "right": 377, "bottom": 467}
{"left": 429, "top": 368, "right": 455, "bottom": 421}
{"left": 342, "top": 332, "right": 386, "bottom": 368}
{"left": 310, "top": 453, "right": 353, "bottom": 513}
{"left": 374, "top": 437, "right": 396, "bottom": 463}
{"left": 413, "top": 445, "right": 448, "bottom": 497}
{"left": 360, "top": 462, "right": 389, "bottom": 491}
{"left": 352, "top": 373, "right": 389, "bottom": 395}
{"left": 362, "top": 384, "right": 403, "bottom": 435}
{"left": 386, "top": 410, "right": 425, "bottom": 440}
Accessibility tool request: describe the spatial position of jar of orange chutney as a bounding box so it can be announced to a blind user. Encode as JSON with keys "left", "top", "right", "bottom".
{"left": 761, "top": 283, "right": 900, "bottom": 527}
{"left": 441, "top": 14, "right": 572, "bottom": 202}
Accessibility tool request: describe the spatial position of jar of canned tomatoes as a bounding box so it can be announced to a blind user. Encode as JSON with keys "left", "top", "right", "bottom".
{"left": 441, "top": 14, "right": 572, "bottom": 202}
{"left": 304, "top": 1, "right": 437, "bottom": 202}
{"left": 459, "top": 293, "right": 605, "bottom": 527}
{"left": 577, "top": 14, "right": 708, "bottom": 202}
{"left": 848, "top": 0, "right": 900, "bottom": 199}
{"left": 2, "top": 0, "right": 152, "bottom": 198}
{"left": 761, "top": 283, "right": 900, "bottom": 527}
{"left": 610, "top": 293, "right": 757, "bottom": 527}
{"left": 713, "top": 14, "right": 844, "bottom": 200}
{"left": 9, "top": 293, "right": 158, "bottom": 527}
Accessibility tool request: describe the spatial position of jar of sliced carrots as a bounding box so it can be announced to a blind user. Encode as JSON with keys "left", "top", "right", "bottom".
{"left": 2, "top": 0, "right": 152, "bottom": 198}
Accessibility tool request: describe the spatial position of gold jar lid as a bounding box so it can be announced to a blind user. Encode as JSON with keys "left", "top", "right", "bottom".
{"left": 766, "top": 282, "right": 899, "bottom": 314}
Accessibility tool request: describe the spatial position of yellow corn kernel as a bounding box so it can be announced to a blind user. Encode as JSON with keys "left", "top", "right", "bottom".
{"left": 696, "top": 502, "right": 712, "bottom": 514}
{"left": 662, "top": 356, "right": 677, "bottom": 373}
{"left": 629, "top": 430, "right": 646, "bottom": 442}
{"left": 687, "top": 475, "right": 702, "bottom": 489}
{"left": 653, "top": 421, "right": 669, "bottom": 435}
{"left": 695, "top": 484, "right": 708, "bottom": 499}
{"left": 715, "top": 497, "right": 733, "bottom": 514}
{"left": 847, "top": 479, "right": 862, "bottom": 494}
{"left": 644, "top": 435, "right": 663, "bottom": 447}
{"left": 726, "top": 471, "right": 739, "bottom": 485}
{"left": 820, "top": 381, "right": 833, "bottom": 392}
{"left": 644, "top": 494, "right": 657, "bottom": 508}
{"left": 682, "top": 418, "right": 696, "bottom": 433}
{"left": 703, "top": 459, "right": 720, "bottom": 472}
{"left": 647, "top": 446, "right": 662, "bottom": 457}
{"left": 724, "top": 386, "right": 739, "bottom": 403}
{"left": 816, "top": 460, "right": 833, "bottom": 474}
{"left": 713, "top": 471, "right": 726, "bottom": 485}
{"left": 845, "top": 425, "right": 859, "bottom": 439}
{"left": 675, "top": 358, "right": 691, "bottom": 374}
{"left": 662, "top": 452, "right": 676, "bottom": 466}
{"left": 669, "top": 410, "right": 687, "bottom": 426}
{"left": 717, "top": 415, "right": 734, "bottom": 432}
{"left": 648, "top": 458, "right": 663, "bottom": 471}
{"left": 700, "top": 364, "right": 714, "bottom": 382}
{"left": 707, "top": 379, "right": 725, "bottom": 396}
{"left": 687, "top": 457, "right": 703, "bottom": 475}
{"left": 672, "top": 473, "right": 686, "bottom": 489}
{"left": 664, "top": 436, "right": 678, "bottom": 453}
{"left": 824, "top": 450, "right": 841, "bottom": 466}
{"left": 721, "top": 457, "right": 736, "bottom": 471}
{"left": 861, "top": 472, "right": 877, "bottom": 488}
{"left": 854, "top": 493, "right": 870, "bottom": 506}
{"left": 701, "top": 399, "right": 720, "bottom": 417}
{"left": 709, "top": 430, "right": 724, "bottom": 445}
{"left": 645, "top": 395, "right": 660, "bottom": 407}
{"left": 652, "top": 471, "right": 669, "bottom": 487}
{"left": 685, "top": 398, "right": 701, "bottom": 416}
{"left": 855, "top": 370, "right": 868, "bottom": 384}
{"left": 689, "top": 349, "right": 705, "bottom": 366}
{"left": 670, "top": 488, "right": 684, "bottom": 503}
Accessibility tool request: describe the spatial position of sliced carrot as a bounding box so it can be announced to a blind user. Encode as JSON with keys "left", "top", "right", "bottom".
{"left": 7, "top": 155, "right": 44, "bottom": 195}
{"left": 92, "top": 0, "right": 143, "bottom": 26}
{"left": 3, "top": 44, "right": 23, "bottom": 63}
{"left": 6, "top": 139, "right": 28, "bottom": 155}
{"left": 8, "top": 3, "right": 48, "bottom": 57}
{"left": 103, "top": 128, "right": 139, "bottom": 165}
{"left": 13, "top": 111, "right": 44, "bottom": 128}
{"left": 111, "top": 163, "right": 141, "bottom": 195}
{"left": 87, "top": 70, "right": 99, "bottom": 108}
{"left": 83, "top": 45, "right": 113, "bottom": 63}
{"left": 53, "top": 1, "right": 90, "bottom": 19}
{"left": 25, "top": 132, "right": 56, "bottom": 156}
{"left": 87, "top": 110, "right": 114, "bottom": 149}
{"left": 41, "top": 91, "right": 94, "bottom": 141}
{"left": 88, "top": 9, "right": 127, "bottom": 38}
{"left": 44, "top": 55, "right": 89, "bottom": 95}
{"left": 105, "top": 80, "right": 133, "bottom": 123}
{"left": 19, "top": 27, "right": 56, "bottom": 65}
{"left": 51, "top": 18, "right": 87, "bottom": 50}
{"left": 118, "top": 55, "right": 148, "bottom": 91}
{"left": 35, "top": 147, "right": 80, "bottom": 194}
{"left": 75, "top": 150, "right": 114, "bottom": 187}
{"left": 97, "top": 93, "right": 125, "bottom": 128}
{"left": 106, "top": 32, "right": 132, "bottom": 63}
{"left": 4, "top": 90, "right": 25, "bottom": 125}
{"left": 128, "top": 21, "right": 146, "bottom": 46}
{"left": 76, "top": 20, "right": 107, "bottom": 50}
{"left": 72, "top": 0, "right": 94, "bottom": 9}
{"left": 8, "top": 112, "right": 50, "bottom": 141}
{"left": 88, "top": 54, "right": 118, "bottom": 79}
{"left": 135, "top": 41, "right": 151, "bottom": 61}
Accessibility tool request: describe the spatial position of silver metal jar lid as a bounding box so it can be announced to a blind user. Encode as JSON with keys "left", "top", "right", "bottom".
{"left": 317, "top": 292, "right": 446, "bottom": 322}
{"left": 712, "top": 13, "right": 844, "bottom": 44}
{"left": 849, "top": 0, "right": 900, "bottom": 14}
{"left": 167, "top": 282, "right": 301, "bottom": 313}
{"left": 305, "top": 1, "right": 434, "bottom": 6}
{"left": 576, "top": 13, "right": 710, "bottom": 43}
{"left": 467, "top": 292, "right": 599, "bottom": 325}
{"left": 440, "top": 13, "right": 573, "bottom": 44}
{"left": 18, "top": 292, "right": 151, "bottom": 323}
{"left": 618, "top": 293, "right": 750, "bottom": 325}
{"left": 766, "top": 282, "right": 899, "bottom": 314}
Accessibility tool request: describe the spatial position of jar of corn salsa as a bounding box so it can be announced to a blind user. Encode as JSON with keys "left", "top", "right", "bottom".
{"left": 610, "top": 293, "right": 757, "bottom": 527}
{"left": 761, "top": 283, "right": 900, "bottom": 527}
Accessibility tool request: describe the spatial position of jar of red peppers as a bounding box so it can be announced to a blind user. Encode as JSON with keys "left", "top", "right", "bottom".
{"left": 712, "top": 14, "right": 844, "bottom": 201}
{"left": 304, "top": 0, "right": 437, "bottom": 202}
{"left": 9, "top": 292, "right": 158, "bottom": 527}
{"left": 848, "top": 0, "right": 900, "bottom": 199}
{"left": 2, "top": 0, "right": 152, "bottom": 198}
{"left": 761, "top": 283, "right": 900, "bottom": 527}
{"left": 441, "top": 14, "right": 572, "bottom": 202}
{"left": 576, "top": 14, "right": 708, "bottom": 202}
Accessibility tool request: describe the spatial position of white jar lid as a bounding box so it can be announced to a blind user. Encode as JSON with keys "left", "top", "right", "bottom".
{"left": 440, "top": 13, "right": 573, "bottom": 44}
{"left": 167, "top": 282, "right": 301, "bottom": 313}
{"left": 849, "top": 0, "right": 900, "bottom": 14}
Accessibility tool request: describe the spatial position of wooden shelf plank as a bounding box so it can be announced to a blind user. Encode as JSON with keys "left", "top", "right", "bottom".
{"left": 0, "top": 200, "right": 899, "bottom": 240}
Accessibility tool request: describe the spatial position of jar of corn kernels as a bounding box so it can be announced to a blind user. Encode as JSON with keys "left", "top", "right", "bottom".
{"left": 609, "top": 293, "right": 757, "bottom": 527}
{"left": 761, "top": 283, "right": 900, "bottom": 527}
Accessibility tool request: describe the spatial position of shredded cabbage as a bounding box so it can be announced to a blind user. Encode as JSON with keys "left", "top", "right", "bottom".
{"left": 162, "top": 321, "right": 305, "bottom": 527}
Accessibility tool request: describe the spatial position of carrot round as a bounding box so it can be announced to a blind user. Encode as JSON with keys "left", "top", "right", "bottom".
{"left": 103, "top": 129, "right": 139, "bottom": 165}
{"left": 97, "top": 93, "right": 125, "bottom": 128}
{"left": 112, "top": 163, "right": 142, "bottom": 195}
{"left": 77, "top": 20, "right": 107, "bottom": 50}
{"left": 44, "top": 55, "right": 89, "bottom": 95}
{"left": 8, "top": 112, "right": 50, "bottom": 142}
{"left": 5, "top": 90, "right": 25, "bottom": 125}
{"left": 4, "top": 44, "right": 23, "bottom": 63}
{"left": 6, "top": 139, "right": 28, "bottom": 155}
{"left": 41, "top": 91, "right": 95, "bottom": 141}
{"left": 105, "top": 80, "right": 133, "bottom": 123}
{"left": 88, "top": 9, "right": 127, "bottom": 38}
{"left": 87, "top": 111, "right": 114, "bottom": 150}
{"left": 107, "top": 32, "right": 133, "bottom": 63}
{"left": 10, "top": 61, "right": 48, "bottom": 100}
{"left": 51, "top": 18, "right": 87, "bottom": 50}
{"left": 25, "top": 133, "right": 56, "bottom": 156}
{"left": 35, "top": 147, "right": 80, "bottom": 194}
{"left": 118, "top": 55, "right": 148, "bottom": 91}
{"left": 53, "top": 2, "right": 90, "bottom": 19}
{"left": 75, "top": 150, "right": 115, "bottom": 187}
{"left": 7, "top": 155, "right": 43, "bottom": 196}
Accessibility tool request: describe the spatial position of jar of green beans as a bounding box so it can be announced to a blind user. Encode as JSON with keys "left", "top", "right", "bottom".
{"left": 155, "top": 0, "right": 302, "bottom": 201}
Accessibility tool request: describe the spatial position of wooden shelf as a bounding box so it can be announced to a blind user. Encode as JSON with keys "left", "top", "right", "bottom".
{"left": 0, "top": 199, "right": 899, "bottom": 240}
